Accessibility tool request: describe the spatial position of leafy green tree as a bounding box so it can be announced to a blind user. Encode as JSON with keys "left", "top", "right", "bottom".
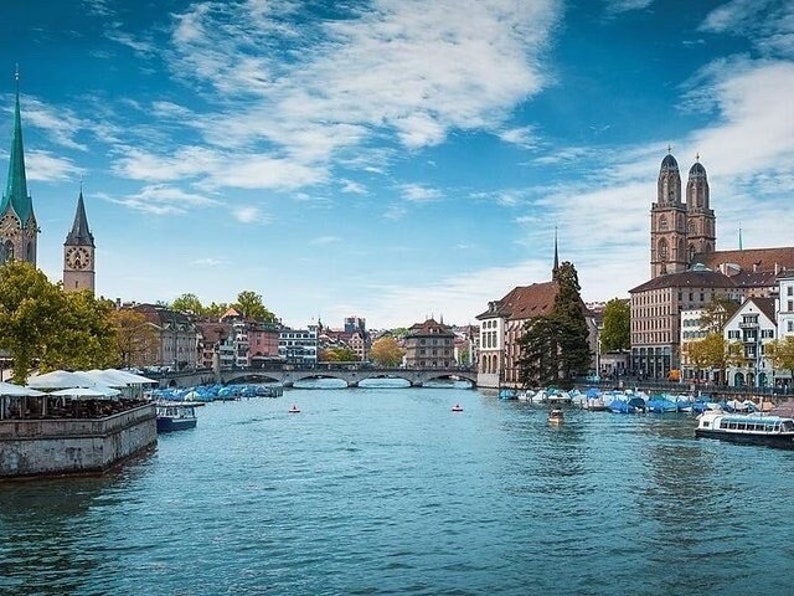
{"left": 321, "top": 346, "right": 359, "bottom": 362}
{"left": 685, "top": 332, "right": 743, "bottom": 384}
{"left": 517, "top": 262, "right": 591, "bottom": 389}
{"left": 600, "top": 298, "right": 630, "bottom": 352}
{"left": 699, "top": 296, "right": 740, "bottom": 333}
{"left": 0, "top": 261, "right": 68, "bottom": 384}
{"left": 205, "top": 302, "right": 230, "bottom": 320}
{"left": 234, "top": 290, "right": 276, "bottom": 322}
{"left": 38, "top": 290, "right": 119, "bottom": 371}
{"left": 370, "top": 336, "right": 404, "bottom": 367}
{"left": 111, "top": 309, "right": 159, "bottom": 368}
{"left": 766, "top": 337, "right": 794, "bottom": 383}
{"left": 172, "top": 293, "right": 205, "bottom": 316}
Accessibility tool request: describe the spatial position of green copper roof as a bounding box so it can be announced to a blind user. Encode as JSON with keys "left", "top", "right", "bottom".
{"left": 65, "top": 189, "right": 94, "bottom": 247}
{"left": 0, "top": 80, "right": 34, "bottom": 224}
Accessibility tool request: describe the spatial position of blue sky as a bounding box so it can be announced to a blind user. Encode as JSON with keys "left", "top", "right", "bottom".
{"left": 2, "top": 0, "right": 794, "bottom": 329}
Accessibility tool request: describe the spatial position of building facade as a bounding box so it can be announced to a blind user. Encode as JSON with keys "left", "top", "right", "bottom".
{"left": 723, "top": 297, "right": 776, "bottom": 388}
{"left": 403, "top": 318, "right": 455, "bottom": 368}
{"left": 133, "top": 304, "right": 199, "bottom": 371}
{"left": 279, "top": 325, "right": 318, "bottom": 365}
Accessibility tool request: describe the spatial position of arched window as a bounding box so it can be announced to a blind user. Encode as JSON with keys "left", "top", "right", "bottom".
{"left": 658, "top": 238, "right": 669, "bottom": 261}
{"left": 687, "top": 220, "right": 695, "bottom": 235}
{"left": 658, "top": 216, "right": 668, "bottom": 231}
{"left": 689, "top": 244, "right": 696, "bottom": 262}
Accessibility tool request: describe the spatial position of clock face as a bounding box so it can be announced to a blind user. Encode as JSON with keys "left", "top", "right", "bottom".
{"left": 65, "top": 246, "right": 91, "bottom": 270}
{"left": 0, "top": 214, "right": 20, "bottom": 238}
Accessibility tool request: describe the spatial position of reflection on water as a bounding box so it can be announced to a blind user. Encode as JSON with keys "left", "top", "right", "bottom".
{"left": 1, "top": 389, "right": 792, "bottom": 595}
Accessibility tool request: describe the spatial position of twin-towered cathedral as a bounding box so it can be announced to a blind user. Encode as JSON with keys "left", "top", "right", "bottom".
{"left": 0, "top": 75, "right": 95, "bottom": 293}
{"left": 650, "top": 151, "right": 716, "bottom": 278}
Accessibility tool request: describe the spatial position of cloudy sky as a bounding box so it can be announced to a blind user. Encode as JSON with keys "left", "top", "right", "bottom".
{"left": 2, "top": 0, "right": 794, "bottom": 329}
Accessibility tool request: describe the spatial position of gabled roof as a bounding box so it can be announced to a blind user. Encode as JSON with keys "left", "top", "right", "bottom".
{"left": 476, "top": 281, "right": 559, "bottom": 321}
{"left": 629, "top": 270, "right": 736, "bottom": 293}
{"left": 726, "top": 297, "right": 777, "bottom": 328}
{"left": 407, "top": 318, "right": 454, "bottom": 337}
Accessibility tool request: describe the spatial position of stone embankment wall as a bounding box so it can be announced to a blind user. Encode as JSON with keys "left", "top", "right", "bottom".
{"left": 0, "top": 404, "right": 157, "bottom": 479}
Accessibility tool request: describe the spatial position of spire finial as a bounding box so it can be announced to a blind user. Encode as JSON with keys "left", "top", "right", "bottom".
{"left": 667, "top": 144, "right": 672, "bottom": 154}
{"left": 553, "top": 225, "right": 559, "bottom": 276}
{"left": 738, "top": 222, "right": 743, "bottom": 251}
{"left": 696, "top": 152, "right": 700, "bottom": 162}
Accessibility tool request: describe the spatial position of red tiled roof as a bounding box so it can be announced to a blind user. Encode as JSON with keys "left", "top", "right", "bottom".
{"left": 629, "top": 270, "right": 736, "bottom": 293}
{"left": 692, "top": 247, "right": 794, "bottom": 273}
{"left": 476, "top": 281, "right": 559, "bottom": 321}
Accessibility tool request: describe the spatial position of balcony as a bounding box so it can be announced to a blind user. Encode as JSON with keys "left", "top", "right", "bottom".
{"left": 738, "top": 321, "right": 759, "bottom": 329}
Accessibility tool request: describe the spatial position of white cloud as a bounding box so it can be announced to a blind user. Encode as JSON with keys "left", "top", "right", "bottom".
{"left": 233, "top": 206, "right": 268, "bottom": 224}
{"left": 25, "top": 150, "right": 83, "bottom": 182}
{"left": 604, "top": 0, "right": 654, "bottom": 14}
{"left": 104, "top": 184, "right": 219, "bottom": 215}
{"left": 340, "top": 179, "right": 367, "bottom": 194}
{"left": 191, "top": 257, "right": 224, "bottom": 266}
{"left": 401, "top": 183, "right": 442, "bottom": 202}
{"left": 309, "top": 236, "right": 340, "bottom": 246}
{"left": 499, "top": 125, "right": 537, "bottom": 148}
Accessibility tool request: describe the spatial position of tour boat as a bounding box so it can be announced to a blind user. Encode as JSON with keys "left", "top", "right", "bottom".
{"left": 289, "top": 404, "right": 301, "bottom": 414}
{"left": 156, "top": 402, "right": 197, "bottom": 433}
{"left": 451, "top": 403, "right": 463, "bottom": 412}
{"left": 547, "top": 408, "right": 564, "bottom": 424}
{"left": 695, "top": 411, "right": 794, "bottom": 449}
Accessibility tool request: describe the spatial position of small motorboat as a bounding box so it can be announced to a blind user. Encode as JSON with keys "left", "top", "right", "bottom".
{"left": 547, "top": 408, "right": 564, "bottom": 424}
{"left": 156, "top": 402, "right": 197, "bottom": 433}
{"left": 451, "top": 403, "right": 463, "bottom": 412}
{"left": 288, "top": 404, "right": 301, "bottom": 414}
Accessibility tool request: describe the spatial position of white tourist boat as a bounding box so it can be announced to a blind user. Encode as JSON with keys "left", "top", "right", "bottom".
{"left": 695, "top": 411, "right": 794, "bottom": 449}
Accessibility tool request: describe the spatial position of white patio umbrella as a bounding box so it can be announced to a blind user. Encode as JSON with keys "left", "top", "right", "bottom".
{"left": 27, "top": 370, "right": 100, "bottom": 390}
{"left": 85, "top": 369, "right": 157, "bottom": 387}
{"left": 0, "top": 382, "right": 46, "bottom": 420}
{"left": 50, "top": 385, "right": 121, "bottom": 399}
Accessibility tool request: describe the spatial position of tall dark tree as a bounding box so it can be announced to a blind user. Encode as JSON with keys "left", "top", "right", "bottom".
{"left": 517, "top": 261, "right": 591, "bottom": 389}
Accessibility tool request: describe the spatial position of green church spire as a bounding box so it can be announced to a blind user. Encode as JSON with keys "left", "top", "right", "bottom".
{"left": 1, "top": 67, "right": 34, "bottom": 224}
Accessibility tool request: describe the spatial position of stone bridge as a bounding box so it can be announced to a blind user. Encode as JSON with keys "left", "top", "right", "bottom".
{"left": 158, "top": 366, "right": 478, "bottom": 389}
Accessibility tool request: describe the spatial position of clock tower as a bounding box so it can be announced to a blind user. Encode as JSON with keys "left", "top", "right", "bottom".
{"left": 63, "top": 187, "right": 95, "bottom": 293}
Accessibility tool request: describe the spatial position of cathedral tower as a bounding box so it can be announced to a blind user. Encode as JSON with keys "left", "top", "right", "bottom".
{"left": 0, "top": 70, "right": 37, "bottom": 265}
{"left": 685, "top": 156, "right": 716, "bottom": 260}
{"left": 650, "top": 151, "right": 687, "bottom": 278}
{"left": 63, "top": 187, "right": 95, "bottom": 293}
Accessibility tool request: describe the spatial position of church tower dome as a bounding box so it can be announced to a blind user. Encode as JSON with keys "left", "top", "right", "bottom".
{"left": 685, "top": 155, "right": 716, "bottom": 260}
{"left": 650, "top": 149, "right": 687, "bottom": 278}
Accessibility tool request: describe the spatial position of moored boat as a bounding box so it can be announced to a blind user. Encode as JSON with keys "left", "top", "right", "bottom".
{"left": 156, "top": 402, "right": 197, "bottom": 433}
{"left": 695, "top": 411, "right": 794, "bottom": 449}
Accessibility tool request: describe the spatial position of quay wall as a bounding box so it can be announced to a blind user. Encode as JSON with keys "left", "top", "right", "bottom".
{"left": 0, "top": 404, "right": 157, "bottom": 480}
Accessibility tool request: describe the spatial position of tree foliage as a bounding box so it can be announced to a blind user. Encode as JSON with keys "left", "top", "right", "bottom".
{"left": 370, "top": 336, "right": 404, "bottom": 367}
{"left": 234, "top": 290, "right": 276, "bottom": 322}
{"left": 111, "top": 309, "right": 159, "bottom": 369}
{"left": 699, "top": 296, "right": 741, "bottom": 333}
{"left": 766, "top": 336, "right": 794, "bottom": 381}
{"left": 171, "top": 293, "right": 205, "bottom": 316}
{"left": 517, "top": 262, "right": 591, "bottom": 389}
{"left": 320, "top": 346, "right": 359, "bottom": 362}
{"left": 600, "top": 298, "right": 630, "bottom": 352}
{"left": 38, "top": 291, "right": 119, "bottom": 372}
{"left": 0, "top": 261, "right": 121, "bottom": 384}
{"left": 684, "top": 332, "right": 743, "bottom": 383}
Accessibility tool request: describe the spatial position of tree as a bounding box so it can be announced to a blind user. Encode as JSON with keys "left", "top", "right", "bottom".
{"left": 685, "top": 332, "right": 743, "bottom": 384}
{"left": 234, "top": 290, "right": 276, "bottom": 322}
{"left": 38, "top": 291, "right": 119, "bottom": 372}
{"left": 171, "top": 293, "right": 205, "bottom": 316}
{"left": 0, "top": 261, "right": 69, "bottom": 384}
{"left": 600, "top": 298, "right": 630, "bottom": 352}
{"left": 205, "top": 302, "right": 230, "bottom": 320}
{"left": 321, "top": 346, "right": 358, "bottom": 362}
{"left": 517, "top": 262, "right": 591, "bottom": 389}
{"left": 766, "top": 337, "right": 794, "bottom": 384}
{"left": 699, "top": 296, "right": 740, "bottom": 333}
{"left": 111, "top": 309, "right": 159, "bottom": 369}
{"left": 370, "top": 336, "right": 404, "bottom": 367}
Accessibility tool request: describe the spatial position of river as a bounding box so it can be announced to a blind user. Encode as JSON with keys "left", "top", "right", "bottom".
{"left": 1, "top": 385, "right": 792, "bottom": 595}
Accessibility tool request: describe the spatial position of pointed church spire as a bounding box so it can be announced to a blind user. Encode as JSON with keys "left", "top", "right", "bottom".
{"left": 65, "top": 185, "right": 95, "bottom": 247}
{"left": 738, "top": 223, "right": 743, "bottom": 251}
{"left": 1, "top": 66, "right": 34, "bottom": 224}
{"left": 552, "top": 226, "right": 559, "bottom": 277}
